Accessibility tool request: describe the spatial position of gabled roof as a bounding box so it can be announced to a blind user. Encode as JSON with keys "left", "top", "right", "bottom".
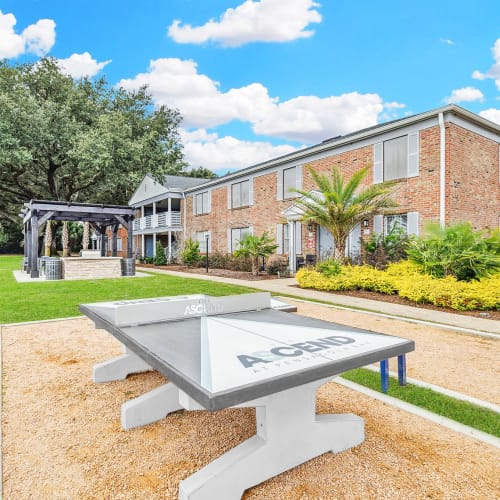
{"left": 163, "top": 175, "right": 210, "bottom": 190}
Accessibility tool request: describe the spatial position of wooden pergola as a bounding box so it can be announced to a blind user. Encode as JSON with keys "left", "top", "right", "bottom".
{"left": 21, "top": 200, "right": 135, "bottom": 278}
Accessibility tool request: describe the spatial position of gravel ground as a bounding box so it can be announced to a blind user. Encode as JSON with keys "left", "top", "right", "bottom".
{"left": 2, "top": 313, "right": 499, "bottom": 499}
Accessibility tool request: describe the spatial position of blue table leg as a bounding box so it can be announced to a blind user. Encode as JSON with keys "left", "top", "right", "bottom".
{"left": 380, "top": 359, "right": 389, "bottom": 393}
{"left": 398, "top": 354, "right": 407, "bottom": 386}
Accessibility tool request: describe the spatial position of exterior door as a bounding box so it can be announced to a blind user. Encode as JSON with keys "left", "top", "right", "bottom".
{"left": 145, "top": 235, "right": 154, "bottom": 257}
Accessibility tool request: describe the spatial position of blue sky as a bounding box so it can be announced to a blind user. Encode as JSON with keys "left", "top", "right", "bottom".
{"left": 2, "top": 0, "right": 500, "bottom": 174}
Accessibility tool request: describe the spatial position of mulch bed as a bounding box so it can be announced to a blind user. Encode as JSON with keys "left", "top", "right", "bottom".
{"left": 139, "top": 264, "right": 500, "bottom": 321}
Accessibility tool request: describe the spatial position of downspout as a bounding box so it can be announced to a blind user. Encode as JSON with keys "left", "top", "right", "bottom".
{"left": 438, "top": 112, "right": 446, "bottom": 228}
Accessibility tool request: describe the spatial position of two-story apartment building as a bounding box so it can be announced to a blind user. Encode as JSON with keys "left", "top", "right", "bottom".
{"left": 129, "top": 105, "right": 500, "bottom": 271}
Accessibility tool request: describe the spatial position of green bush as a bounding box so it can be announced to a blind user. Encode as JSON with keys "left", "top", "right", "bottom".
{"left": 407, "top": 223, "right": 500, "bottom": 281}
{"left": 363, "top": 226, "right": 410, "bottom": 269}
{"left": 153, "top": 241, "right": 167, "bottom": 266}
{"left": 316, "top": 259, "right": 341, "bottom": 277}
{"left": 296, "top": 261, "right": 500, "bottom": 311}
{"left": 181, "top": 238, "right": 201, "bottom": 266}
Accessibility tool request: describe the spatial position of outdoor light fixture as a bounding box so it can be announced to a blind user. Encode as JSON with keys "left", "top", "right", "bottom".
{"left": 362, "top": 219, "right": 369, "bottom": 227}
{"left": 307, "top": 223, "right": 313, "bottom": 231}
{"left": 205, "top": 233, "right": 209, "bottom": 273}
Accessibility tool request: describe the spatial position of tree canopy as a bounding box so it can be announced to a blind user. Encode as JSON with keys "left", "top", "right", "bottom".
{"left": 0, "top": 58, "right": 191, "bottom": 225}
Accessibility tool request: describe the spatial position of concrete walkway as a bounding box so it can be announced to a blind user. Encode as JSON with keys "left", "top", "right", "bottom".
{"left": 140, "top": 267, "right": 500, "bottom": 336}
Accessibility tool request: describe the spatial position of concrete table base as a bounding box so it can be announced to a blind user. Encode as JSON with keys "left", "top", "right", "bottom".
{"left": 94, "top": 349, "right": 364, "bottom": 500}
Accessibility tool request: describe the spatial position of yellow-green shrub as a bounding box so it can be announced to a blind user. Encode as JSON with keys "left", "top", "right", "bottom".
{"left": 296, "top": 264, "right": 500, "bottom": 311}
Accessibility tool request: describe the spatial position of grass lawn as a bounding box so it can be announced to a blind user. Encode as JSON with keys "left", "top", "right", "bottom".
{"left": 342, "top": 368, "right": 500, "bottom": 437}
{"left": 0, "top": 255, "right": 257, "bottom": 324}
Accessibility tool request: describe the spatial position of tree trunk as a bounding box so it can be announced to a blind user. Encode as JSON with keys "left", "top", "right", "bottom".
{"left": 62, "top": 221, "right": 70, "bottom": 257}
{"left": 44, "top": 221, "right": 52, "bottom": 256}
{"left": 252, "top": 257, "right": 259, "bottom": 276}
{"left": 82, "top": 222, "right": 89, "bottom": 250}
{"left": 334, "top": 236, "right": 347, "bottom": 263}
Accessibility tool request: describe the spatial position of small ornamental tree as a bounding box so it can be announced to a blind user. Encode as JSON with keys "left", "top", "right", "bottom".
{"left": 181, "top": 238, "right": 201, "bottom": 267}
{"left": 234, "top": 231, "right": 278, "bottom": 276}
{"left": 153, "top": 241, "right": 167, "bottom": 266}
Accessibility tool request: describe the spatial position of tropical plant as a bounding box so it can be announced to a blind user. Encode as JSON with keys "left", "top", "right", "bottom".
{"left": 153, "top": 241, "right": 167, "bottom": 266}
{"left": 82, "top": 222, "right": 90, "bottom": 250}
{"left": 292, "top": 165, "right": 397, "bottom": 262}
{"left": 406, "top": 222, "right": 500, "bottom": 281}
{"left": 363, "top": 225, "right": 410, "bottom": 268}
{"left": 181, "top": 238, "right": 201, "bottom": 266}
{"left": 234, "top": 231, "right": 279, "bottom": 276}
{"left": 62, "top": 221, "right": 69, "bottom": 256}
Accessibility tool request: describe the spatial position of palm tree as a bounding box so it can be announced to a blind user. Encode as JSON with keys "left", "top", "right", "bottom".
{"left": 62, "top": 221, "right": 70, "bottom": 257}
{"left": 44, "top": 220, "right": 52, "bottom": 256}
{"left": 234, "top": 231, "right": 278, "bottom": 276}
{"left": 293, "top": 165, "right": 397, "bottom": 262}
{"left": 82, "top": 222, "right": 90, "bottom": 250}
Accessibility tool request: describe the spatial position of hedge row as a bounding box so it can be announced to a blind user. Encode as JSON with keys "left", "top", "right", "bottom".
{"left": 295, "top": 262, "right": 500, "bottom": 311}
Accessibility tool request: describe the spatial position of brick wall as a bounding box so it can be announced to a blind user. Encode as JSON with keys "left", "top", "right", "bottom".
{"left": 182, "top": 122, "right": 500, "bottom": 256}
{"left": 446, "top": 123, "right": 500, "bottom": 229}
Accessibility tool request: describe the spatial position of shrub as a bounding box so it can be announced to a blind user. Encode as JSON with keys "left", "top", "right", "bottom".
{"left": 153, "top": 241, "right": 167, "bottom": 266}
{"left": 407, "top": 223, "right": 500, "bottom": 281}
{"left": 266, "top": 254, "right": 289, "bottom": 276}
{"left": 316, "top": 259, "right": 341, "bottom": 277}
{"left": 296, "top": 261, "right": 500, "bottom": 311}
{"left": 363, "top": 226, "right": 410, "bottom": 269}
{"left": 181, "top": 238, "right": 201, "bottom": 266}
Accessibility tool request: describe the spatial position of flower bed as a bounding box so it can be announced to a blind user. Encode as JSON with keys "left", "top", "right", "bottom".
{"left": 296, "top": 262, "right": 500, "bottom": 311}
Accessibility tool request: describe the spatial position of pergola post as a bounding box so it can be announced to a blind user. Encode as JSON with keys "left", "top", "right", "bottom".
{"left": 100, "top": 226, "right": 106, "bottom": 257}
{"left": 25, "top": 221, "right": 31, "bottom": 273}
{"left": 112, "top": 224, "right": 118, "bottom": 257}
{"left": 127, "top": 216, "right": 134, "bottom": 258}
{"left": 30, "top": 210, "right": 39, "bottom": 278}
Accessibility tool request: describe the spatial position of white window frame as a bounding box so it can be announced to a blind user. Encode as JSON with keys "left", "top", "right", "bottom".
{"left": 231, "top": 180, "right": 250, "bottom": 209}
{"left": 194, "top": 191, "right": 210, "bottom": 215}
{"left": 195, "top": 230, "right": 211, "bottom": 253}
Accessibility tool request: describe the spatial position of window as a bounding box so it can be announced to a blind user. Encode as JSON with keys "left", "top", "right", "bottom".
{"left": 283, "top": 167, "right": 297, "bottom": 199}
{"left": 384, "top": 214, "right": 408, "bottom": 235}
{"left": 195, "top": 191, "right": 210, "bottom": 215}
{"left": 384, "top": 136, "right": 407, "bottom": 181}
{"left": 230, "top": 227, "right": 250, "bottom": 252}
{"left": 231, "top": 181, "right": 249, "bottom": 208}
{"left": 278, "top": 166, "right": 302, "bottom": 200}
{"left": 195, "top": 230, "right": 211, "bottom": 252}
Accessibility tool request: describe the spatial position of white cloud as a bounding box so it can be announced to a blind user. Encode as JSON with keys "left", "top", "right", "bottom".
{"left": 472, "top": 38, "right": 500, "bottom": 90}
{"left": 118, "top": 58, "right": 402, "bottom": 144}
{"left": 56, "top": 52, "right": 111, "bottom": 78}
{"left": 479, "top": 108, "right": 500, "bottom": 125}
{"left": 168, "top": 0, "right": 322, "bottom": 47}
{"left": 0, "top": 10, "right": 55, "bottom": 58}
{"left": 181, "top": 128, "right": 301, "bottom": 172}
{"left": 440, "top": 38, "right": 455, "bottom": 45}
{"left": 444, "top": 86, "right": 484, "bottom": 104}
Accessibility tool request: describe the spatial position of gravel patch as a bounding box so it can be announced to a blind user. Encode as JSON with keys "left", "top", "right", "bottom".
{"left": 2, "top": 316, "right": 499, "bottom": 498}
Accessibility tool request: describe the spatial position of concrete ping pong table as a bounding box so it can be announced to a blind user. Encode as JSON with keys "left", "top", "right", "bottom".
{"left": 80, "top": 292, "right": 414, "bottom": 500}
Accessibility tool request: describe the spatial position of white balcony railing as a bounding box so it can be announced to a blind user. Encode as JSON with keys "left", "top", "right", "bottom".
{"left": 133, "top": 211, "right": 181, "bottom": 231}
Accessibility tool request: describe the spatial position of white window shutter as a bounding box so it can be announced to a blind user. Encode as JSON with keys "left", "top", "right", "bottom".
{"left": 408, "top": 133, "right": 419, "bottom": 177}
{"left": 295, "top": 165, "right": 303, "bottom": 196}
{"left": 276, "top": 224, "right": 283, "bottom": 253}
{"left": 277, "top": 170, "right": 283, "bottom": 200}
{"left": 192, "top": 195, "right": 196, "bottom": 215}
{"left": 373, "top": 143, "right": 383, "bottom": 184}
{"left": 227, "top": 228, "right": 232, "bottom": 253}
{"left": 407, "top": 212, "right": 419, "bottom": 235}
{"left": 373, "top": 215, "right": 383, "bottom": 235}
{"left": 295, "top": 222, "right": 302, "bottom": 254}
{"left": 248, "top": 177, "right": 254, "bottom": 205}
{"left": 207, "top": 191, "right": 212, "bottom": 213}
{"left": 227, "top": 185, "right": 231, "bottom": 209}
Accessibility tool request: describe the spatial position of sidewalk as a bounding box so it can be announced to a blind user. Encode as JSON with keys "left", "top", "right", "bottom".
{"left": 140, "top": 267, "right": 500, "bottom": 335}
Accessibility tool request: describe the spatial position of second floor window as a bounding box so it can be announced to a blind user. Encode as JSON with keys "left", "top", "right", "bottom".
{"left": 384, "top": 136, "right": 407, "bottom": 181}
{"left": 231, "top": 180, "right": 249, "bottom": 208}
{"left": 283, "top": 167, "right": 297, "bottom": 199}
{"left": 195, "top": 191, "right": 210, "bottom": 215}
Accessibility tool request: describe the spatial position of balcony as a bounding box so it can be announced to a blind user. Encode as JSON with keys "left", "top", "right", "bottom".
{"left": 133, "top": 211, "right": 181, "bottom": 232}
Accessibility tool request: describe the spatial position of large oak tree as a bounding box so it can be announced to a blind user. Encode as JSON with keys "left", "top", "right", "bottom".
{"left": 0, "top": 58, "right": 188, "bottom": 226}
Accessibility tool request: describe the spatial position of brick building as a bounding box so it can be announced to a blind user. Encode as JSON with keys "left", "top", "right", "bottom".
{"left": 129, "top": 105, "right": 500, "bottom": 271}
